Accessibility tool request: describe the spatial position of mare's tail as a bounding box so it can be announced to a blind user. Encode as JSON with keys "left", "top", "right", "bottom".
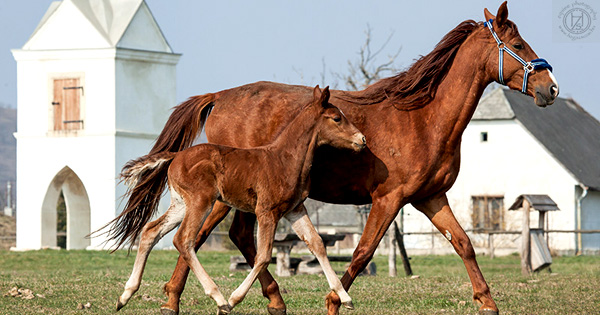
{"left": 95, "top": 94, "right": 215, "bottom": 250}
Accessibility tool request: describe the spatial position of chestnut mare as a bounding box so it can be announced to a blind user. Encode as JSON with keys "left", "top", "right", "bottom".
{"left": 109, "top": 86, "right": 365, "bottom": 314}
{"left": 112, "top": 3, "right": 559, "bottom": 315}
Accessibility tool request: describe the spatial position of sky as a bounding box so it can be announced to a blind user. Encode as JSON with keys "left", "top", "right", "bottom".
{"left": 1, "top": 0, "right": 599, "bottom": 121}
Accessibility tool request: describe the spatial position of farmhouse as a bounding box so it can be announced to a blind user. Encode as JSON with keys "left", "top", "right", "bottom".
{"left": 12, "top": 0, "right": 179, "bottom": 250}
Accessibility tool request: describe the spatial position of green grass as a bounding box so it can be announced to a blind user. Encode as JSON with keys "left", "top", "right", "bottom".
{"left": 1, "top": 250, "right": 599, "bottom": 314}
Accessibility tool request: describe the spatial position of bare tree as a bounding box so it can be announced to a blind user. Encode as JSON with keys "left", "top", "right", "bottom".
{"left": 335, "top": 25, "right": 401, "bottom": 91}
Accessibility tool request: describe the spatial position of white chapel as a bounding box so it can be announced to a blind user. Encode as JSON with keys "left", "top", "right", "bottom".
{"left": 12, "top": 0, "right": 180, "bottom": 250}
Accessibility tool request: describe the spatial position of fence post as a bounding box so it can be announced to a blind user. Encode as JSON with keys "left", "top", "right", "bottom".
{"left": 488, "top": 232, "right": 495, "bottom": 259}
{"left": 388, "top": 225, "right": 397, "bottom": 277}
{"left": 521, "top": 199, "right": 531, "bottom": 276}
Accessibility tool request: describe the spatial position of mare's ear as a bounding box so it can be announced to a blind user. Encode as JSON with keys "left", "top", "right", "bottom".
{"left": 319, "top": 86, "right": 330, "bottom": 107}
{"left": 495, "top": 1, "right": 508, "bottom": 28}
{"left": 485, "top": 1, "right": 508, "bottom": 28}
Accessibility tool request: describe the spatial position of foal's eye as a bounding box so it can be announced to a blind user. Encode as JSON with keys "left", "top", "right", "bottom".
{"left": 331, "top": 116, "right": 341, "bottom": 122}
{"left": 512, "top": 43, "right": 523, "bottom": 50}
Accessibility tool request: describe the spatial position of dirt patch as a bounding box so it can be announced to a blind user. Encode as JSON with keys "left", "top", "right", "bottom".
{"left": 0, "top": 214, "right": 16, "bottom": 249}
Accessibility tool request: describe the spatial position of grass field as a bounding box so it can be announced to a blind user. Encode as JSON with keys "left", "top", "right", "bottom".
{"left": 1, "top": 250, "right": 599, "bottom": 314}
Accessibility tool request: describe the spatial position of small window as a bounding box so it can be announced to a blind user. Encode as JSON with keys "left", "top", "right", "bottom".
{"left": 52, "top": 78, "right": 83, "bottom": 131}
{"left": 480, "top": 132, "right": 488, "bottom": 142}
{"left": 472, "top": 196, "right": 504, "bottom": 230}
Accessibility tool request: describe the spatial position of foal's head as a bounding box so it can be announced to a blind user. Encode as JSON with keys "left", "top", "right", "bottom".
{"left": 481, "top": 1, "right": 559, "bottom": 107}
{"left": 312, "top": 85, "right": 366, "bottom": 152}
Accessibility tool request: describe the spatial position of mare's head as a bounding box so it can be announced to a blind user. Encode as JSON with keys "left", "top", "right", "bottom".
{"left": 312, "top": 85, "right": 366, "bottom": 152}
{"left": 481, "top": 1, "right": 559, "bottom": 106}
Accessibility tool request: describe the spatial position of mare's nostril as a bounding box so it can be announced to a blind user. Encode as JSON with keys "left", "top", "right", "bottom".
{"left": 361, "top": 136, "right": 366, "bottom": 145}
{"left": 550, "top": 84, "right": 559, "bottom": 98}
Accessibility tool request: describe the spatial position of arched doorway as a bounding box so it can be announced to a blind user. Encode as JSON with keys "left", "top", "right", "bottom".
{"left": 41, "top": 166, "right": 91, "bottom": 249}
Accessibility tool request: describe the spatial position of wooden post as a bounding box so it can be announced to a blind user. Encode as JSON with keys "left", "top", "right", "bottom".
{"left": 521, "top": 199, "right": 531, "bottom": 276}
{"left": 393, "top": 221, "right": 413, "bottom": 276}
{"left": 388, "top": 225, "right": 397, "bottom": 277}
{"left": 488, "top": 233, "right": 495, "bottom": 259}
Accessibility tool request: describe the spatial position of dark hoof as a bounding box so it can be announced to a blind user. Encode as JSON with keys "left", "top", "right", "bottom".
{"left": 116, "top": 299, "right": 124, "bottom": 312}
{"left": 267, "top": 306, "right": 287, "bottom": 315}
{"left": 479, "top": 309, "right": 499, "bottom": 315}
{"left": 342, "top": 300, "right": 355, "bottom": 310}
{"left": 217, "top": 304, "right": 232, "bottom": 315}
{"left": 160, "top": 307, "right": 179, "bottom": 315}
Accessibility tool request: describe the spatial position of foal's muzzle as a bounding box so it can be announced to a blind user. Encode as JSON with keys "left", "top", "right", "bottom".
{"left": 352, "top": 133, "right": 367, "bottom": 151}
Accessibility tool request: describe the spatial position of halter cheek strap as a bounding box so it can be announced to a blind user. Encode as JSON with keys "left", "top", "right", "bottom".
{"left": 484, "top": 19, "right": 553, "bottom": 93}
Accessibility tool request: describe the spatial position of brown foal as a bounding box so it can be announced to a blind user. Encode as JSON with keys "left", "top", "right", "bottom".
{"left": 111, "top": 86, "right": 365, "bottom": 314}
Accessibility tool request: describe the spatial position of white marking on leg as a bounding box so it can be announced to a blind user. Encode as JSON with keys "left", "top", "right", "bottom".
{"left": 445, "top": 230, "right": 452, "bottom": 241}
{"left": 228, "top": 223, "right": 273, "bottom": 308}
{"left": 285, "top": 208, "right": 352, "bottom": 305}
{"left": 178, "top": 197, "right": 228, "bottom": 309}
{"left": 118, "top": 190, "right": 186, "bottom": 307}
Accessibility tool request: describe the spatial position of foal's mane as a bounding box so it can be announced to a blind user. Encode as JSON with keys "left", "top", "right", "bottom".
{"left": 338, "top": 20, "right": 481, "bottom": 111}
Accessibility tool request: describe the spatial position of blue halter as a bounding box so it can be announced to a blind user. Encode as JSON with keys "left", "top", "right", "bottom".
{"left": 484, "top": 19, "right": 553, "bottom": 93}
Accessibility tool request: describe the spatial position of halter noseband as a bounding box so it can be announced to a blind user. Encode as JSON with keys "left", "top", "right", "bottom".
{"left": 484, "top": 19, "right": 553, "bottom": 93}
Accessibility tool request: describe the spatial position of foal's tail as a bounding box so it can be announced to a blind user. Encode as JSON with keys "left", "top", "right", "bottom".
{"left": 98, "top": 152, "right": 177, "bottom": 251}
{"left": 96, "top": 94, "right": 215, "bottom": 250}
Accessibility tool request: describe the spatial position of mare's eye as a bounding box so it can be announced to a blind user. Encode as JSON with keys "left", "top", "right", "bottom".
{"left": 332, "top": 116, "right": 341, "bottom": 122}
{"left": 512, "top": 43, "right": 523, "bottom": 50}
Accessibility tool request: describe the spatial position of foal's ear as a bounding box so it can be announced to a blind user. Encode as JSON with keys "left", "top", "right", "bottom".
{"left": 319, "top": 86, "right": 331, "bottom": 107}
{"left": 312, "top": 85, "right": 330, "bottom": 107}
{"left": 485, "top": 1, "right": 508, "bottom": 28}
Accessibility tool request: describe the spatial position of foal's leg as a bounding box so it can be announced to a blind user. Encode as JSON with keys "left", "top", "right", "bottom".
{"left": 228, "top": 211, "right": 286, "bottom": 314}
{"left": 227, "top": 211, "right": 277, "bottom": 309}
{"left": 172, "top": 197, "right": 230, "bottom": 315}
{"left": 413, "top": 194, "right": 498, "bottom": 315}
{"left": 325, "top": 193, "right": 404, "bottom": 315}
{"left": 284, "top": 204, "right": 353, "bottom": 309}
{"left": 161, "top": 201, "right": 232, "bottom": 315}
{"left": 161, "top": 205, "right": 286, "bottom": 315}
{"left": 116, "top": 191, "right": 186, "bottom": 311}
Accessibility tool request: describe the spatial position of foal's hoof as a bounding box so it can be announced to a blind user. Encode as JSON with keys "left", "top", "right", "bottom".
{"left": 217, "top": 304, "right": 232, "bottom": 315}
{"left": 479, "top": 309, "right": 499, "bottom": 315}
{"left": 160, "top": 307, "right": 179, "bottom": 315}
{"left": 267, "top": 306, "right": 287, "bottom": 315}
{"left": 116, "top": 298, "right": 125, "bottom": 312}
{"left": 342, "top": 300, "right": 355, "bottom": 310}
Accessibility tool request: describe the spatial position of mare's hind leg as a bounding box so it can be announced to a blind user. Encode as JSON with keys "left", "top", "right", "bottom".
{"left": 116, "top": 190, "right": 186, "bottom": 311}
{"left": 413, "top": 194, "right": 498, "bottom": 315}
{"left": 172, "top": 196, "right": 230, "bottom": 314}
{"left": 161, "top": 201, "right": 232, "bottom": 315}
{"left": 227, "top": 211, "right": 277, "bottom": 309}
{"left": 284, "top": 204, "right": 353, "bottom": 310}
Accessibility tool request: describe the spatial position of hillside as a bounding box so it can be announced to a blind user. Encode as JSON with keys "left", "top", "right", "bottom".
{"left": 0, "top": 106, "right": 16, "bottom": 209}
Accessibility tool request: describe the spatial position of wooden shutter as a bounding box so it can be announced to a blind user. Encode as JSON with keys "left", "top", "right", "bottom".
{"left": 53, "top": 78, "right": 82, "bottom": 131}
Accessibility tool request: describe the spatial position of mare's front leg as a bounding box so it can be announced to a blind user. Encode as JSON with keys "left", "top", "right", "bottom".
{"left": 161, "top": 201, "right": 232, "bottom": 315}
{"left": 413, "top": 194, "right": 498, "bottom": 315}
{"left": 172, "top": 197, "right": 230, "bottom": 315}
{"left": 227, "top": 210, "right": 278, "bottom": 310}
{"left": 284, "top": 204, "right": 353, "bottom": 310}
{"left": 117, "top": 191, "right": 186, "bottom": 311}
{"left": 325, "top": 192, "right": 404, "bottom": 315}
